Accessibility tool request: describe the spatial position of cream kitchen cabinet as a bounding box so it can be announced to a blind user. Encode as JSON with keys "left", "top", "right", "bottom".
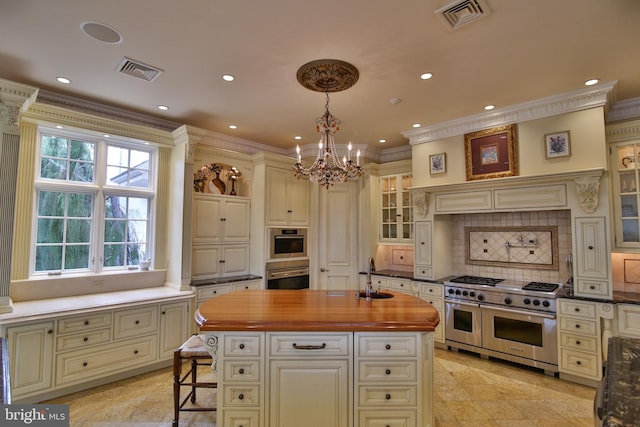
{"left": 617, "top": 304, "right": 640, "bottom": 338}
{"left": 573, "top": 217, "right": 612, "bottom": 300}
{"left": 192, "top": 244, "right": 250, "bottom": 279}
{"left": 265, "top": 167, "right": 309, "bottom": 227}
{"left": 192, "top": 194, "right": 250, "bottom": 243}
{"left": 413, "top": 221, "right": 432, "bottom": 280}
{"left": 192, "top": 279, "right": 262, "bottom": 305}
{"left": 416, "top": 282, "right": 445, "bottom": 345}
{"left": 610, "top": 140, "right": 640, "bottom": 249}
{"left": 1, "top": 291, "right": 191, "bottom": 403}
{"left": 379, "top": 174, "right": 413, "bottom": 242}
{"left": 6, "top": 321, "right": 55, "bottom": 399}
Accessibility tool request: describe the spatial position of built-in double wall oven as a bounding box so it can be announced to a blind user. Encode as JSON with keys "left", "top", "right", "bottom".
{"left": 266, "top": 228, "right": 309, "bottom": 290}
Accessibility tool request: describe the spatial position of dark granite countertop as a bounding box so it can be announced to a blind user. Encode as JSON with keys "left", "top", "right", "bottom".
{"left": 358, "top": 269, "right": 445, "bottom": 284}
{"left": 190, "top": 274, "right": 262, "bottom": 287}
{"left": 613, "top": 290, "right": 640, "bottom": 305}
{"left": 603, "top": 336, "right": 640, "bottom": 426}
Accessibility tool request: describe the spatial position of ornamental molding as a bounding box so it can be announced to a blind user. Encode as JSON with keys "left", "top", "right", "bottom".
{"left": 574, "top": 175, "right": 601, "bottom": 214}
{"left": 0, "top": 78, "right": 37, "bottom": 135}
{"left": 403, "top": 81, "right": 617, "bottom": 145}
{"left": 605, "top": 118, "right": 640, "bottom": 143}
{"left": 413, "top": 191, "right": 430, "bottom": 219}
{"left": 606, "top": 97, "right": 640, "bottom": 123}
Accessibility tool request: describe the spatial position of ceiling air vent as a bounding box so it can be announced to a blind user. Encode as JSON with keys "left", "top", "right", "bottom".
{"left": 435, "top": 0, "right": 491, "bottom": 30}
{"left": 117, "top": 57, "right": 163, "bottom": 82}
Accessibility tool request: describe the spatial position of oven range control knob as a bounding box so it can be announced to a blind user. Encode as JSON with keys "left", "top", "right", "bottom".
{"left": 542, "top": 300, "right": 550, "bottom": 307}
{"left": 477, "top": 294, "right": 485, "bottom": 301}
{"left": 448, "top": 289, "right": 454, "bottom": 295}
{"left": 462, "top": 290, "right": 468, "bottom": 296}
{"left": 523, "top": 298, "right": 531, "bottom": 305}
{"left": 533, "top": 299, "right": 541, "bottom": 306}
{"left": 455, "top": 289, "right": 461, "bottom": 295}
{"left": 469, "top": 291, "right": 476, "bottom": 297}
{"left": 504, "top": 297, "right": 512, "bottom": 305}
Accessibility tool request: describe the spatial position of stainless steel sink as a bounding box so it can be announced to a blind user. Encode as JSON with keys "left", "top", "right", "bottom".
{"left": 358, "top": 291, "right": 394, "bottom": 299}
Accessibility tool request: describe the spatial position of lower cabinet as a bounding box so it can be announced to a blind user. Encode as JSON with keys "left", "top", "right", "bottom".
{"left": 416, "top": 283, "right": 445, "bottom": 345}
{"left": 617, "top": 303, "right": 640, "bottom": 338}
{"left": 212, "top": 331, "right": 434, "bottom": 427}
{"left": 3, "top": 296, "right": 191, "bottom": 402}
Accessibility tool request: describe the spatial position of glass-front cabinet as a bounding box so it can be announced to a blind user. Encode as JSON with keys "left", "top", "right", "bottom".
{"left": 612, "top": 141, "right": 640, "bottom": 247}
{"left": 380, "top": 173, "right": 413, "bottom": 242}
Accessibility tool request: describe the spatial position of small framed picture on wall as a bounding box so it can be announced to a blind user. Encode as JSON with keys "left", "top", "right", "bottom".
{"left": 544, "top": 130, "right": 571, "bottom": 159}
{"left": 429, "top": 153, "right": 446, "bottom": 174}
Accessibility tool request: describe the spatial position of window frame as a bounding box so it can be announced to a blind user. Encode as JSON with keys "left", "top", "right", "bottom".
{"left": 31, "top": 127, "right": 157, "bottom": 277}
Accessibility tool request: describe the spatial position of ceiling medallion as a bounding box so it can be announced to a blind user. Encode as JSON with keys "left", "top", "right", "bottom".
{"left": 293, "top": 59, "right": 363, "bottom": 189}
{"left": 296, "top": 59, "right": 359, "bottom": 93}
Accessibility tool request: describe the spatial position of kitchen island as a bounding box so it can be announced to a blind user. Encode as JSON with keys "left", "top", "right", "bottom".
{"left": 195, "top": 289, "right": 440, "bottom": 427}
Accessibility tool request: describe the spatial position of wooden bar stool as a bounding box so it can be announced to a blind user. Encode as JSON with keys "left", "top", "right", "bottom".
{"left": 172, "top": 334, "right": 217, "bottom": 427}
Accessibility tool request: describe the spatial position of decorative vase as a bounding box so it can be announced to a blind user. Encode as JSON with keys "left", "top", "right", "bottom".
{"left": 230, "top": 179, "right": 237, "bottom": 195}
{"left": 211, "top": 171, "right": 226, "bottom": 194}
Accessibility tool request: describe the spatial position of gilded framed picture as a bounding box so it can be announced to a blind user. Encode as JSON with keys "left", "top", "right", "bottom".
{"left": 429, "top": 153, "right": 446, "bottom": 174}
{"left": 464, "top": 124, "right": 518, "bottom": 181}
{"left": 544, "top": 130, "right": 571, "bottom": 159}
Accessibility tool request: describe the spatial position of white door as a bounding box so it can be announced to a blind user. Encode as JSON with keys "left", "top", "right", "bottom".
{"left": 316, "top": 181, "right": 359, "bottom": 290}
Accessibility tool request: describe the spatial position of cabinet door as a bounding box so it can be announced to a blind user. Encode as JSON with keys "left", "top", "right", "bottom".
{"left": 193, "top": 196, "right": 222, "bottom": 243}
{"left": 222, "top": 245, "right": 250, "bottom": 276}
{"left": 574, "top": 217, "right": 608, "bottom": 279}
{"left": 266, "top": 168, "right": 289, "bottom": 226}
{"left": 288, "top": 176, "right": 310, "bottom": 226}
{"left": 380, "top": 174, "right": 413, "bottom": 242}
{"left": 269, "top": 359, "right": 350, "bottom": 427}
{"left": 414, "top": 221, "right": 432, "bottom": 267}
{"left": 192, "top": 245, "right": 222, "bottom": 279}
{"left": 223, "top": 198, "right": 250, "bottom": 241}
{"left": 7, "top": 322, "right": 54, "bottom": 398}
{"left": 159, "top": 301, "right": 190, "bottom": 358}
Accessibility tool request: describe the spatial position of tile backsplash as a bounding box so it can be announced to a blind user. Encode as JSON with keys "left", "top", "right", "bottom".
{"left": 451, "top": 210, "right": 572, "bottom": 283}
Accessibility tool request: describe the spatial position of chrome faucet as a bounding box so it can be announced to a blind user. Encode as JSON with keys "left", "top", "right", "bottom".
{"left": 365, "top": 256, "right": 375, "bottom": 301}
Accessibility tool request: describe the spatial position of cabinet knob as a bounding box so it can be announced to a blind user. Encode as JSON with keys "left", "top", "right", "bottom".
{"left": 238, "top": 393, "right": 245, "bottom": 400}
{"left": 589, "top": 285, "right": 595, "bottom": 290}
{"left": 83, "top": 362, "right": 88, "bottom": 367}
{"left": 134, "top": 350, "right": 138, "bottom": 355}
{"left": 84, "top": 320, "right": 90, "bottom": 326}
{"left": 135, "top": 320, "right": 140, "bottom": 324}
{"left": 287, "top": 210, "right": 293, "bottom": 213}
{"left": 385, "top": 344, "right": 391, "bottom": 350}
{"left": 576, "top": 360, "right": 582, "bottom": 366}
{"left": 47, "top": 329, "right": 53, "bottom": 334}
{"left": 421, "top": 241, "right": 425, "bottom": 245}
{"left": 239, "top": 368, "right": 245, "bottom": 374}
{"left": 588, "top": 245, "right": 594, "bottom": 250}
{"left": 575, "top": 324, "right": 581, "bottom": 329}
{"left": 385, "top": 369, "right": 391, "bottom": 375}
{"left": 385, "top": 394, "right": 391, "bottom": 400}
{"left": 83, "top": 337, "right": 88, "bottom": 342}
{"left": 574, "top": 307, "right": 580, "bottom": 312}
{"left": 239, "top": 343, "right": 245, "bottom": 349}
{"left": 576, "top": 340, "right": 581, "bottom": 345}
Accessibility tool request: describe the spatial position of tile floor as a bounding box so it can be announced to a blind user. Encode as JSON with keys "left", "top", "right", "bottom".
{"left": 44, "top": 348, "right": 596, "bottom": 426}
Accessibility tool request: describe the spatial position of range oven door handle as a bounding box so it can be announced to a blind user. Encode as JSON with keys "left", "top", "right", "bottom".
{"left": 483, "top": 304, "right": 556, "bottom": 320}
{"left": 445, "top": 300, "right": 480, "bottom": 308}
{"left": 267, "top": 269, "right": 309, "bottom": 280}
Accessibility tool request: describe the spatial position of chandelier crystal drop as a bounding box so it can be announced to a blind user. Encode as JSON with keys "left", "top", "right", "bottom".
{"left": 292, "top": 59, "right": 363, "bottom": 189}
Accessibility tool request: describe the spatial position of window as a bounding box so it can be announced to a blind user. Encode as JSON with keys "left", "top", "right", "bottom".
{"left": 33, "top": 130, "right": 155, "bottom": 275}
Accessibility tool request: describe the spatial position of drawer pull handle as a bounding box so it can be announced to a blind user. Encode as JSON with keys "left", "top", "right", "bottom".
{"left": 239, "top": 343, "right": 245, "bottom": 350}
{"left": 385, "top": 394, "right": 391, "bottom": 400}
{"left": 293, "top": 343, "right": 326, "bottom": 350}
{"left": 385, "top": 344, "right": 391, "bottom": 350}
{"left": 385, "top": 369, "right": 391, "bottom": 375}
{"left": 238, "top": 393, "right": 244, "bottom": 400}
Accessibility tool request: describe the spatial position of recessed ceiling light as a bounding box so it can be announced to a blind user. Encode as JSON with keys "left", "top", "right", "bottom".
{"left": 378, "top": 139, "right": 386, "bottom": 144}
{"left": 229, "top": 125, "right": 237, "bottom": 129}
{"left": 420, "top": 72, "right": 433, "bottom": 80}
{"left": 56, "top": 77, "right": 71, "bottom": 84}
{"left": 157, "top": 105, "right": 169, "bottom": 111}
{"left": 222, "top": 74, "right": 234, "bottom": 82}
{"left": 55, "top": 125, "right": 63, "bottom": 129}
{"left": 484, "top": 105, "right": 495, "bottom": 110}
{"left": 412, "top": 123, "right": 421, "bottom": 128}
{"left": 294, "top": 136, "right": 302, "bottom": 140}
{"left": 584, "top": 78, "right": 599, "bottom": 86}
{"left": 103, "top": 134, "right": 110, "bottom": 138}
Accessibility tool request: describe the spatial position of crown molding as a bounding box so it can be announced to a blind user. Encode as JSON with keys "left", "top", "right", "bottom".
{"left": 0, "top": 78, "right": 38, "bottom": 134}
{"left": 607, "top": 97, "right": 640, "bottom": 123}
{"left": 403, "top": 81, "right": 617, "bottom": 145}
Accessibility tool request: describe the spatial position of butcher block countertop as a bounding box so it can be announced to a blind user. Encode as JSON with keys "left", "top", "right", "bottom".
{"left": 195, "top": 289, "right": 440, "bottom": 332}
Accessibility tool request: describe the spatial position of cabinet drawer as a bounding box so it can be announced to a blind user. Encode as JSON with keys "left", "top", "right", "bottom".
{"left": 222, "top": 410, "right": 261, "bottom": 427}
{"left": 358, "top": 361, "right": 417, "bottom": 382}
{"left": 197, "top": 284, "right": 233, "bottom": 301}
{"left": 359, "top": 410, "right": 417, "bottom": 427}
{"left": 371, "top": 276, "right": 390, "bottom": 289}
{"left": 233, "top": 281, "right": 261, "bottom": 292}
{"left": 223, "top": 334, "right": 263, "bottom": 357}
{"left": 575, "top": 279, "right": 610, "bottom": 298}
{"left": 357, "top": 334, "right": 417, "bottom": 358}
{"left": 56, "top": 335, "right": 157, "bottom": 385}
{"left": 617, "top": 304, "right": 640, "bottom": 338}
{"left": 559, "top": 348, "right": 600, "bottom": 379}
{"left": 113, "top": 306, "right": 158, "bottom": 339}
{"left": 223, "top": 384, "right": 261, "bottom": 406}
{"left": 269, "top": 333, "right": 350, "bottom": 357}
{"left": 57, "top": 312, "right": 112, "bottom": 334}
{"left": 390, "top": 279, "right": 413, "bottom": 294}
{"left": 423, "top": 297, "right": 443, "bottom": 311}
{"left": 559, "top": 317, "right": 597, "bottom": 336}
{"left": 414, "top": 266, "right": 432, "bottom": 279}
{"left": 420, "top": 283, "right": 442, "bottom": 298}
{"left": 223, "top": 360, "right": 261, "bottom": 382}
{"left": 359, "top": 385, "right": 417, "bottom": 406}
{"left": 558, "top": 300, "right": 597, "bottom": 319}
{"left": 559, "top": 332, "right": 598, "bottom": 353}
{"left": 56, "top": 327, "right": 111, "bottom": 352}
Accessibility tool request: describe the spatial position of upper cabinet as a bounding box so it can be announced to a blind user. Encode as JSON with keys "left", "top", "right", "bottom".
{"left": 192, "top": 194, "right": 250, "bottom": 243}
{"left": 611, "top": 140, "right": 640, "bottom": 249}
{"left": 266, "top": 167, "right": 309, "bottom": 227}
{"left": 379, "top": 173, "right": 413, "bottom": 242}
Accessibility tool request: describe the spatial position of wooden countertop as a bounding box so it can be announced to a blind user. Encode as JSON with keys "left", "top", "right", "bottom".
{"left": 195, "top": 289, "right": 440, "bottom": 332}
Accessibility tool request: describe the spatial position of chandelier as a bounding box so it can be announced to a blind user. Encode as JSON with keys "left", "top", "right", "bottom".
{"left": 292, "top": 59, "right": 363, "bottom": 189}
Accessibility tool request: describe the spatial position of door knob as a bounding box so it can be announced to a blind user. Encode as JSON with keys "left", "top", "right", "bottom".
{"left": 320, "top": 267, "right": 329, "bottom": 272}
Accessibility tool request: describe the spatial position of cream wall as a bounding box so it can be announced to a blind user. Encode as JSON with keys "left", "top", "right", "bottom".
{"left": 411, "top": 107, "right": 607, "bottom": 187}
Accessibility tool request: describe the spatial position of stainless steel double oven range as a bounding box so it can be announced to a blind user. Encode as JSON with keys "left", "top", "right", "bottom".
{"left": 444, "top": 275, "right": 561, "bottom": 375}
